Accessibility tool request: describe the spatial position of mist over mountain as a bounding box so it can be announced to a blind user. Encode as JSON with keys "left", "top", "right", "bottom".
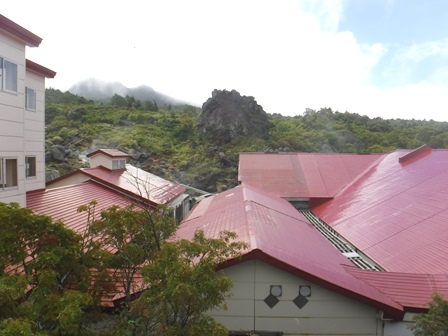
{"left": 69, "top": 78, "right": 188, "bottom": 108}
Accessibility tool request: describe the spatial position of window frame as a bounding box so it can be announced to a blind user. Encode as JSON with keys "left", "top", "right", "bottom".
{"left": 0, "top": 57, "right": 18, "bottom": 93}
{"left": 0, "top": 157, "right": 18, "bottom": 190}
{"left": 25, "top": 156, "right": 37, "bottom": 178}
{"left": 26, "top": 87, "right": 37, "bottom": 111}
{"left": 112, "top": 159, "right": 126, "bottom": 170}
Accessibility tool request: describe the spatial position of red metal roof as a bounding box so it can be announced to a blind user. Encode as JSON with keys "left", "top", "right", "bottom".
{"left": 312, "top": 148, "right": 448, "bottom": 274}
{"left": 177, "top": 183, "right": 404, "bottom": 318}
{"left": 27, "top": 181, "right": 137, "bottom": 234}
{"left": 344, "top": 266, "right": 448, "bottom": 310}
{"left": 79, "top": 165, "right": 186, "bottom": 205}
{"left": 27, "top": 181, "right": 148, "bottom": 308}
{"left": 239, "top": 152, "right": 383, "bottom": 198}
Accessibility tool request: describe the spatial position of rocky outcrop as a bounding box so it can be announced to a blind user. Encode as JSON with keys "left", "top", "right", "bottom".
{"left": 196, "top": 89, "right": 272, "bottom": 145}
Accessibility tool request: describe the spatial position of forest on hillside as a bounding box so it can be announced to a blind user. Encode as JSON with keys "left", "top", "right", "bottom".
{"left": 45, "top": 88, "right": 448, "bottom": 192}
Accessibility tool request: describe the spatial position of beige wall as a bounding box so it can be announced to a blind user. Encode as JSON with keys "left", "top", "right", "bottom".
{"left": 24, "top": 70, "right": 46, "bottom": 192}
{"left": 0, "top": 29, "right": 46, "bottom": 206}
{"left": 46, "top": 172, "right": 90, "bottom": 189}
{"left": 210, "top": 260, "right": 383, "bottom": 336}
{"left": 1, "top": 32, "right": 26, "bottom": 206}
{"left": 89, "top": 155, "right": 116, "bottom": 170}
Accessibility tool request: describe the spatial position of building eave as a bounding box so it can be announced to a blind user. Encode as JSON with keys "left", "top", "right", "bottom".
{"left": 26, "top": 59, "right": 56, "bottom": 78}
{"left": 0, "top": 14, "right": 42, "bottom": 47}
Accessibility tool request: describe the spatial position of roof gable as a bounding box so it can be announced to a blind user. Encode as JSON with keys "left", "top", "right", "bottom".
{"left": 178, "top": 183, "right": 403, "bottom": 317}
{"left": 87, "top": 149, "right": 129, "bottom": 159}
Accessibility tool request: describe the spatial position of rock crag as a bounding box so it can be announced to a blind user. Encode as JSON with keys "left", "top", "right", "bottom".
{"left": 196, "top": 89, "right": 271, "bottom": 144}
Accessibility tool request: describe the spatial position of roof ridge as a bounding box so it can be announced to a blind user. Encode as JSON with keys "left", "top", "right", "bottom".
{"left": 399, "top": 144, "right": 432, "bottom": 164}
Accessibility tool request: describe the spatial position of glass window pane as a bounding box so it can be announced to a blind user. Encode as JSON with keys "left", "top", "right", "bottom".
{"left": 26, "top": 156, "right": 36, "bottom": 177}
{"left": 4, "top": 60, "right": 17, "bottom": 92}
{"left": 26, "top": 87, "right": 37, "bottom": 111}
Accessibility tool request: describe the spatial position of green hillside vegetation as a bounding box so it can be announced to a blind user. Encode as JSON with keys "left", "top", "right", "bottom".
{"left": 45, "top": 88, "right": 448, "bottom": 192}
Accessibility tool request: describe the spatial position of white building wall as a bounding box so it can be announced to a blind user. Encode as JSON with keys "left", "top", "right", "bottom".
{"left": 0, "top": 31, "right": 27, "bottom": 206}
{"left": 1, "top": 24, "right": 49, "bottom": 205}
{"left": 210, "top": 260, "right": 384, "bottom": 336}
{"left": 24, "top": 70, "right": 46, "bottom": 192}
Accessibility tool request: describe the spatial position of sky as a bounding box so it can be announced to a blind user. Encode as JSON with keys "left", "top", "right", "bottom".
{"left": 3, "top": 0, "right": 448, "bottom": 121}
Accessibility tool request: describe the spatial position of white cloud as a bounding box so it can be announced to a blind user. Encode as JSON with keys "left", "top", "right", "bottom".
{"left": 3, "top": 0, "right": 448, "bottom": 121}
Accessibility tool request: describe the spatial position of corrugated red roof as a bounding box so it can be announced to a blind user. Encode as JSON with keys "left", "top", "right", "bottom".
{"left": 313, "top": 149, "right": 448, "bottom": 274}
{"left": 344, "top": 266, "right": 448, "bottom": 310}
{"left": 239, "top": 152, "right": 383, "bottom": 198}
{"left": 27, "top": 180, "right": 137, "bottom": 234}
{"left": 80, "top": 165, "right": 186, "bottom": 205}
{"left": 177, "top": 183, "right": 403, "bottom": 318}
{"left": 27, "top": 181, "right": 147, "bottom": 307}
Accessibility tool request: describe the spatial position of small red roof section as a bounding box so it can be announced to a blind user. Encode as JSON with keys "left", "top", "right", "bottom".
{"left": 80, "top": 165, "right": 185, "bottom": 205}
{"left": 344, "top": 266, "right": 448, "bottom": 310}
{"left": 177, "top": 183, "right": 404, "bottom": 318}
{"left": 313, "top": 148, "right": 448, "bottom": 274}
{"left": 27, "top": 180, "right": 137, "bottom": 235}
{"left": 87, "top": 149, "right": 129, "bottom": 159}
{"left": 239, "top": 152, "right": 383, "bottom": 198}
{"left": 0, "top": 14, "right": 42, "bottom": 47}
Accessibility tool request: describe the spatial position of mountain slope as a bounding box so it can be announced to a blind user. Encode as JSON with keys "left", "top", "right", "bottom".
{"left": 69, "top": 78, "right": 187, "bottom": 107}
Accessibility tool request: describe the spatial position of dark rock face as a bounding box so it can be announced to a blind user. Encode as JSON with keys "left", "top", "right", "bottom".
{"left": 196, "top": 89, "right": 271, "bottom": 144}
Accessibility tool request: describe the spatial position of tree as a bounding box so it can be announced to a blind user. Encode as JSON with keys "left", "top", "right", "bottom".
{"left": 89, "top": 200, "right": 246, "bottom": 335}
{"left": 0, "top": 202, "right": 108, "bottom": 336}
{"left": 91, "top": 203, "right": 176, "bottom": 308}
{"left": 130, "top": 230, "right": 246, "bottom": 336}
{"left": 411, "top": 293, "right": 448, "bottom": 335}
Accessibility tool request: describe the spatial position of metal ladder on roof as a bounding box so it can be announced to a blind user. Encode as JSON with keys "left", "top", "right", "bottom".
{"left": 300, "top": 210, "right": 383, "bottom": 271}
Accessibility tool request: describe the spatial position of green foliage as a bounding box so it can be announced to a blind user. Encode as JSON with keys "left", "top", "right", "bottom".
{"left": 80, "top": 199, "right": 246, "bottom": 336}
{"left": 45, "top": 89, "right": 448, "bottom": 192}
{"left": 0, "top": 202, "right": 108, "bottom": 335}
{"left": 412, "top": 293, "right": 448, "bottom": 336}
{"left": 127, "top": 230, "right": 246, "bottom": 336}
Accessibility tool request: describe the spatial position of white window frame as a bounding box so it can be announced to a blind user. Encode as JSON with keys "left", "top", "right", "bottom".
{"left": 0, "top": 57, "right": 18, "bottom": 93}
{"left": 112, "top": 159, "right": 126, "bottom": 170}
{"left": 25, "top": 156, "right": 36, "bottom": 178}
{"left": 26, "top": 87, "right": 37, "bottom": 111}
{"left": 0, "top": 157, "right": 18, "bottom": 190}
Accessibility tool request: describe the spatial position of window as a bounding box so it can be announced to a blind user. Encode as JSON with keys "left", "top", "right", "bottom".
{"left": 25, "top": 156, "right": 36, "bottom": 178}
{"left": 112, "top": 159, "right": 126, "bottom": 170}
{"left": 0, "top": 158, "right": 18, "bottom": 189}
{"left": 0, "top": 57, "right": 18, "bottom": 93}
{"left": 26, "top": 87, "right": 36, "bottom": 111}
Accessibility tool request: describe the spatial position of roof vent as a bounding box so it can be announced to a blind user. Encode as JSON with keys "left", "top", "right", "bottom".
{"left": 399, "top": 144, "right": 432, "bottom": 163}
